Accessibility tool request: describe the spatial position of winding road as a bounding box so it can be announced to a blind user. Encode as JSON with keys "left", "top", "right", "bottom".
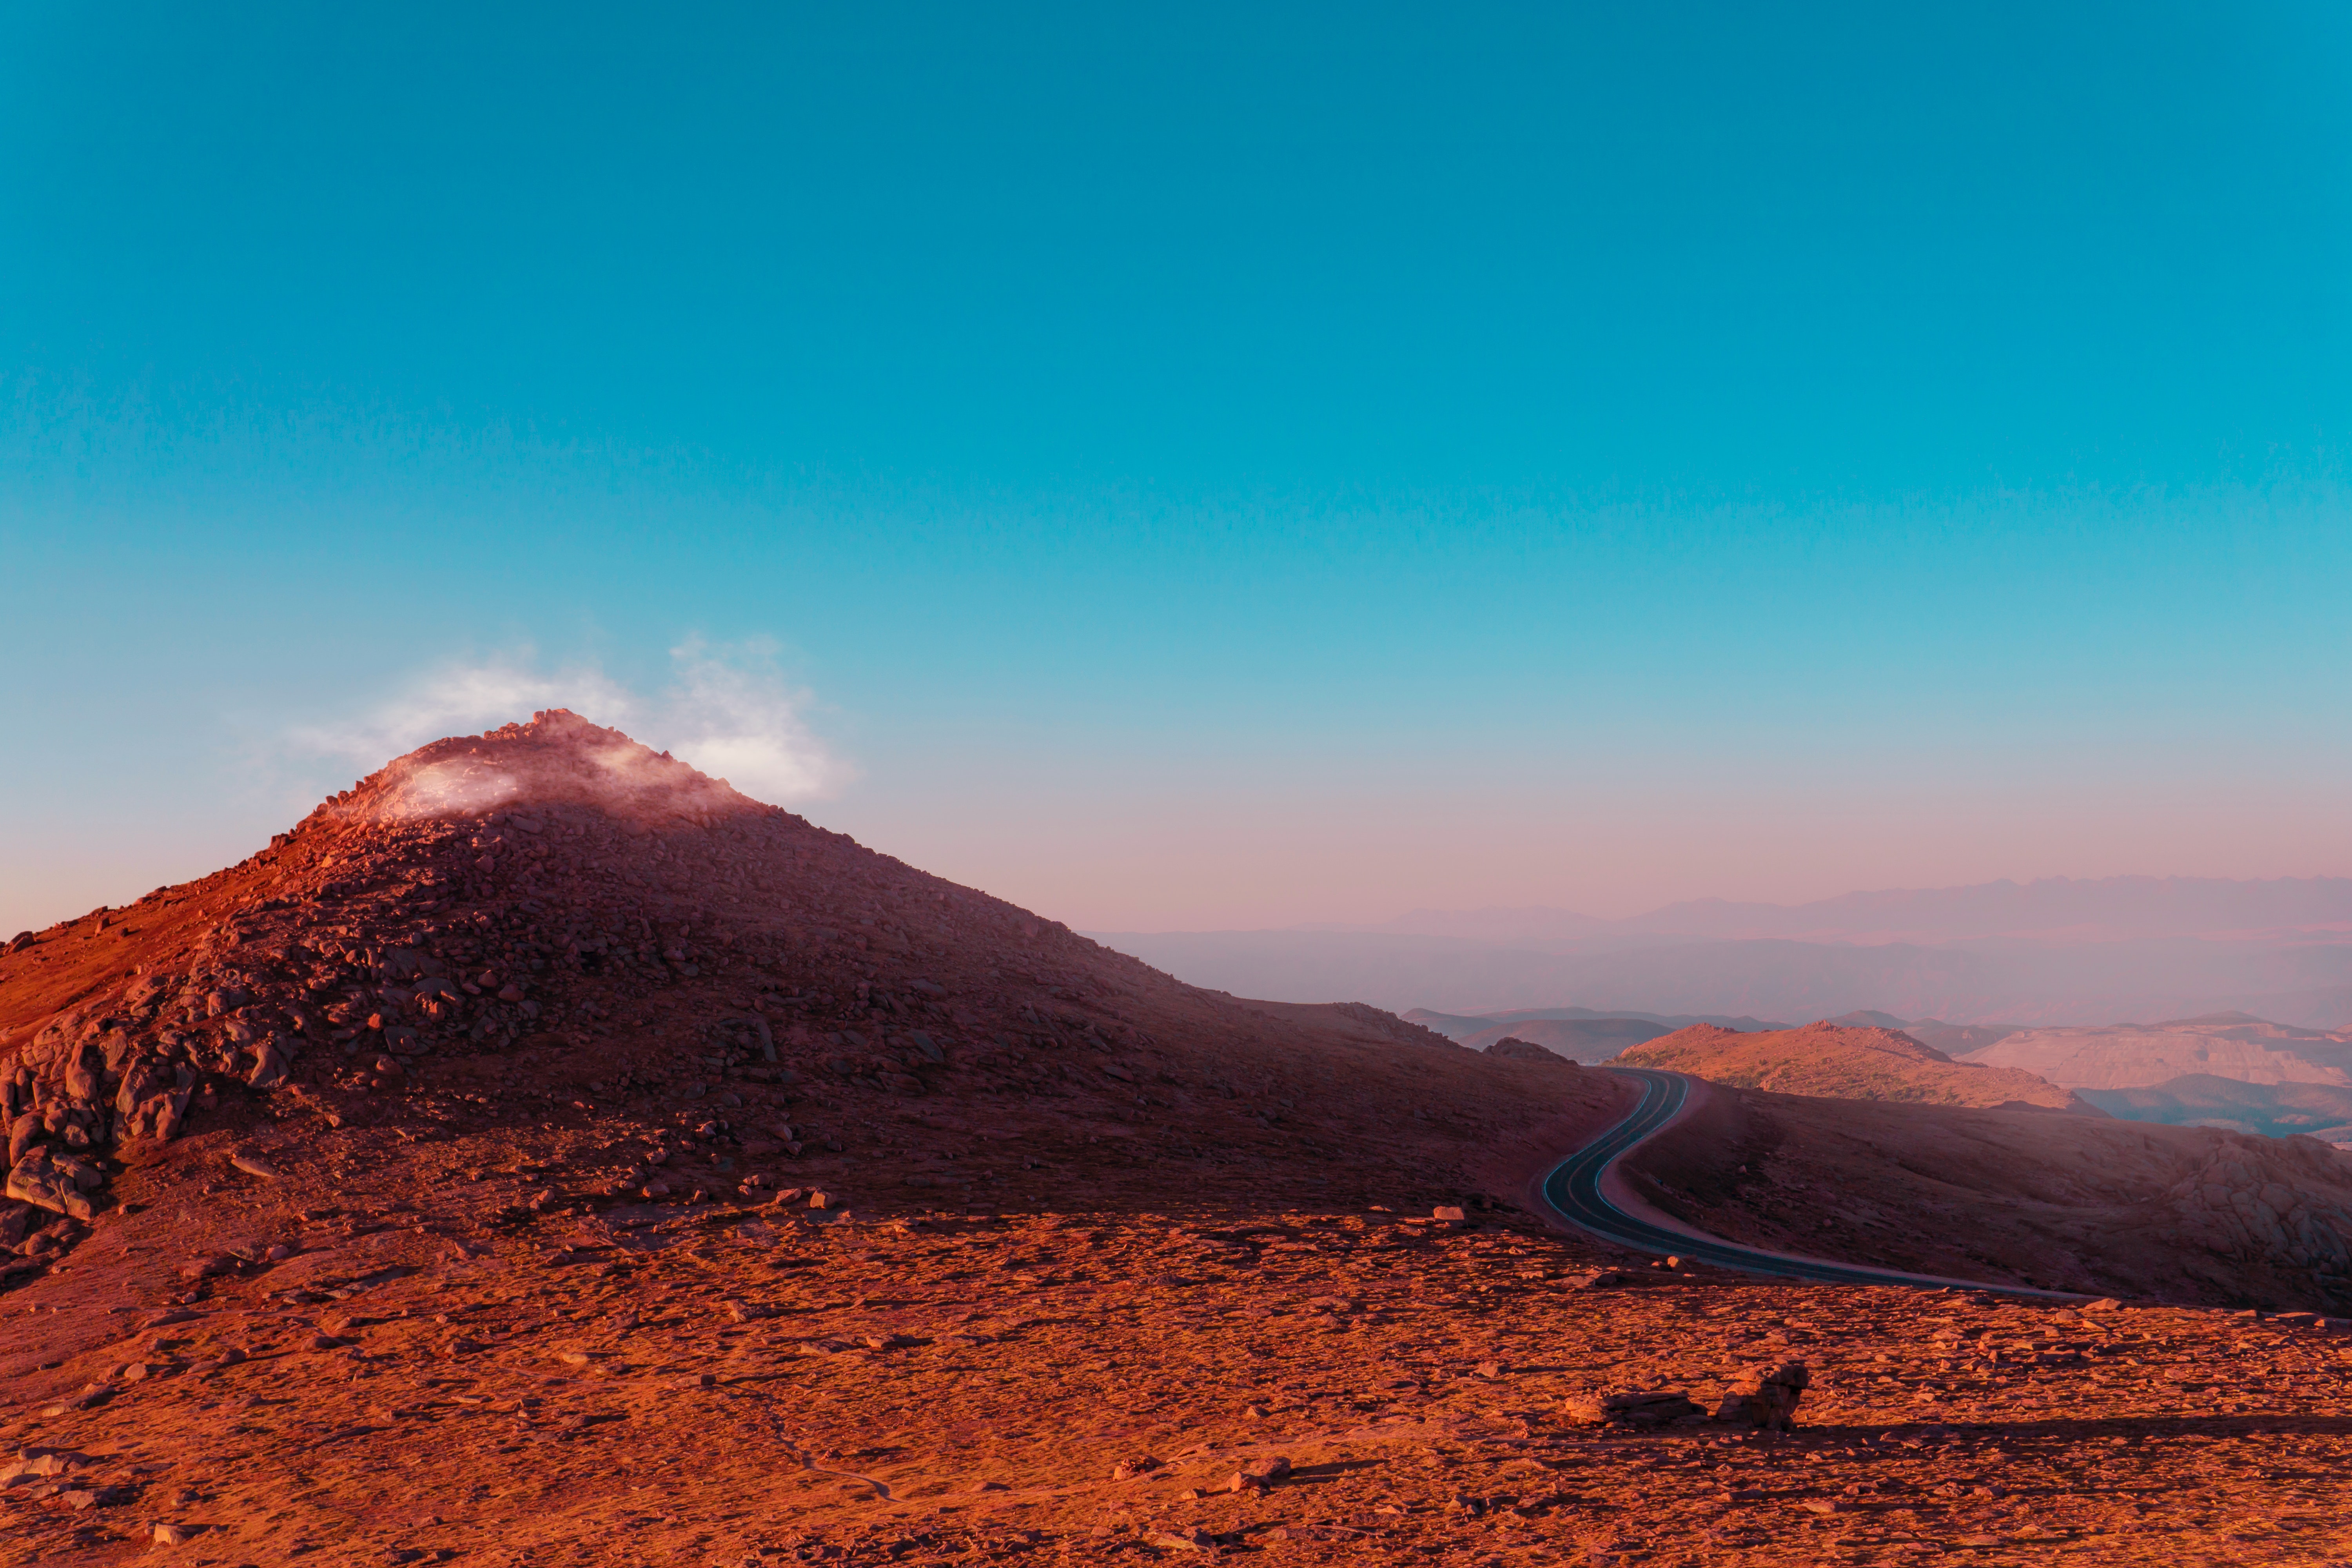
{"left": 1539, "top": 1067, "right": 2078, "bottom": 1296}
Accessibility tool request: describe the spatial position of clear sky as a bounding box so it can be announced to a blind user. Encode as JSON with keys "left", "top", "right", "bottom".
{"left": 4, "top": 2, "right": 2350, "bottom": 936}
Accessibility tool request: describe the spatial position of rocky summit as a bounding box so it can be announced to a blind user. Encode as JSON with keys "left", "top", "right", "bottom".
{"left": 3, "top": 712, "right": 2352, "bottom": 1566}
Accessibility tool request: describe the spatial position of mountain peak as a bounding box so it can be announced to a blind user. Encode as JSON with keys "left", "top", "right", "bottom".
{"left": 339, "top": 709, "right": 756, "bottom": 828}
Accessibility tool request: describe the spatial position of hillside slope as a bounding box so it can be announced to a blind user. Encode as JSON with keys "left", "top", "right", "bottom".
{"left": 1620, "top": 1082, "right": 2352, "bottom": 1310}
{"left": 1619, "top": 1021, "right": 2092, "bottom": 1112}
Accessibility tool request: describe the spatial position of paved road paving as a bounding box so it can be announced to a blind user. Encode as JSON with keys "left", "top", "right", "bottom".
{"left": 1539, "top": 1066, "right": 2076, "bottom": 1296}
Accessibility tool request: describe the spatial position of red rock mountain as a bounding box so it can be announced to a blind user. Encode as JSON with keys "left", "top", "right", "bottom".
{"left": 0, "top": 710, "right": 1621, "bottom": 1281}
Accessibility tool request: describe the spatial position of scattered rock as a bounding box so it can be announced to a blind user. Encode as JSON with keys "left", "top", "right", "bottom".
{"left": 2, "top": 1448, "right": 93, "bottom": 1485}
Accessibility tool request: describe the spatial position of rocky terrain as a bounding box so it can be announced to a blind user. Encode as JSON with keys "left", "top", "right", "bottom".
{"left": 1959, "top": 1013, "right": 2352, "bottom": 1091}
{"left": 7, "top": 711, "right": 2352, "bottom": 1564}
{"left": 1617, "top": 1022, "right": 2092, "bottom": 1114}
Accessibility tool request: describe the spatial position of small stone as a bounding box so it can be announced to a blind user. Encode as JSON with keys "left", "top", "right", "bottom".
{"left": 1559, "top": 1270, "right": 1635, "bottom": 1291}
{"left": 1432, "top": 1206, "right": 1466, "bottom": 1222}
{"left": 1221, "top": 1454, "right": 1289, "bottom": 1491}
{"left": 1146, "top": 1528, "right": 1214, "bottom": 1551}
{"left": 153, "top": 1522, "right": 198, "bottom": 1544}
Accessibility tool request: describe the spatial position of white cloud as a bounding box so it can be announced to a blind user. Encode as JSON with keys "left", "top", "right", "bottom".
{"left": 288, "top": 653, "right": 639, "bottom": 765}
{"left": 663, "top": 637, "right": 855, "bottom": 802}
{"left": 285, "top": 641, "right": 851, "bottom": 806}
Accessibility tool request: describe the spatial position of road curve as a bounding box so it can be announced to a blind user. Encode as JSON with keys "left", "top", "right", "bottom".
{"left": 1538, "top": 1067, "right": 2080, "bottom": 1297}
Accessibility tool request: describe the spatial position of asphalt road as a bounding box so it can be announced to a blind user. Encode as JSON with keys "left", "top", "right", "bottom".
{"left": 1539, "top": 1066, "right": 2076, "bottom": 1296}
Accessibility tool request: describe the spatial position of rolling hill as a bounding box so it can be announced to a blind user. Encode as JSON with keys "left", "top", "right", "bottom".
{"left": 1617, "top": 1021, "right": 2093, "bottom": 1113}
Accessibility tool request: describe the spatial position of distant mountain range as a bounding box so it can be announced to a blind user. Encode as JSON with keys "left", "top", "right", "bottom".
{"left": 1088, "top": 875, "right": 2352, "bottom": 1026}
{"left": 1302, "top": 875, "right": 2352, "bottom": 947}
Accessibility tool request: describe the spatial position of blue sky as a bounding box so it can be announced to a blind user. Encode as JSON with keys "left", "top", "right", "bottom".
{"left": 4, "top": 2, "right": 2349, "bottom": 934}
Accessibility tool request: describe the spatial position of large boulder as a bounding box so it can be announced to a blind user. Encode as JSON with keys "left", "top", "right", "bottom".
{"left": 7, "top": 1146, "right": 104, "bottom": 1221}
{"left": 1715, "top": 1360, "right": 1809, "bottom": 1430}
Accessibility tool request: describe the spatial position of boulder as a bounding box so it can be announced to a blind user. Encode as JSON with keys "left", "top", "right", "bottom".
{"left": 122, "top": 1089, "right": 190, "bottom": 1142}
{"left": 6, "top": 1112, "right": 40, "bottom": 1166}
{"left": 7, "top": 1147, "right": 102, "bottom": 1220}
{"left": 1715, "top": 1360, "right": 1809, "bottom": 1430}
